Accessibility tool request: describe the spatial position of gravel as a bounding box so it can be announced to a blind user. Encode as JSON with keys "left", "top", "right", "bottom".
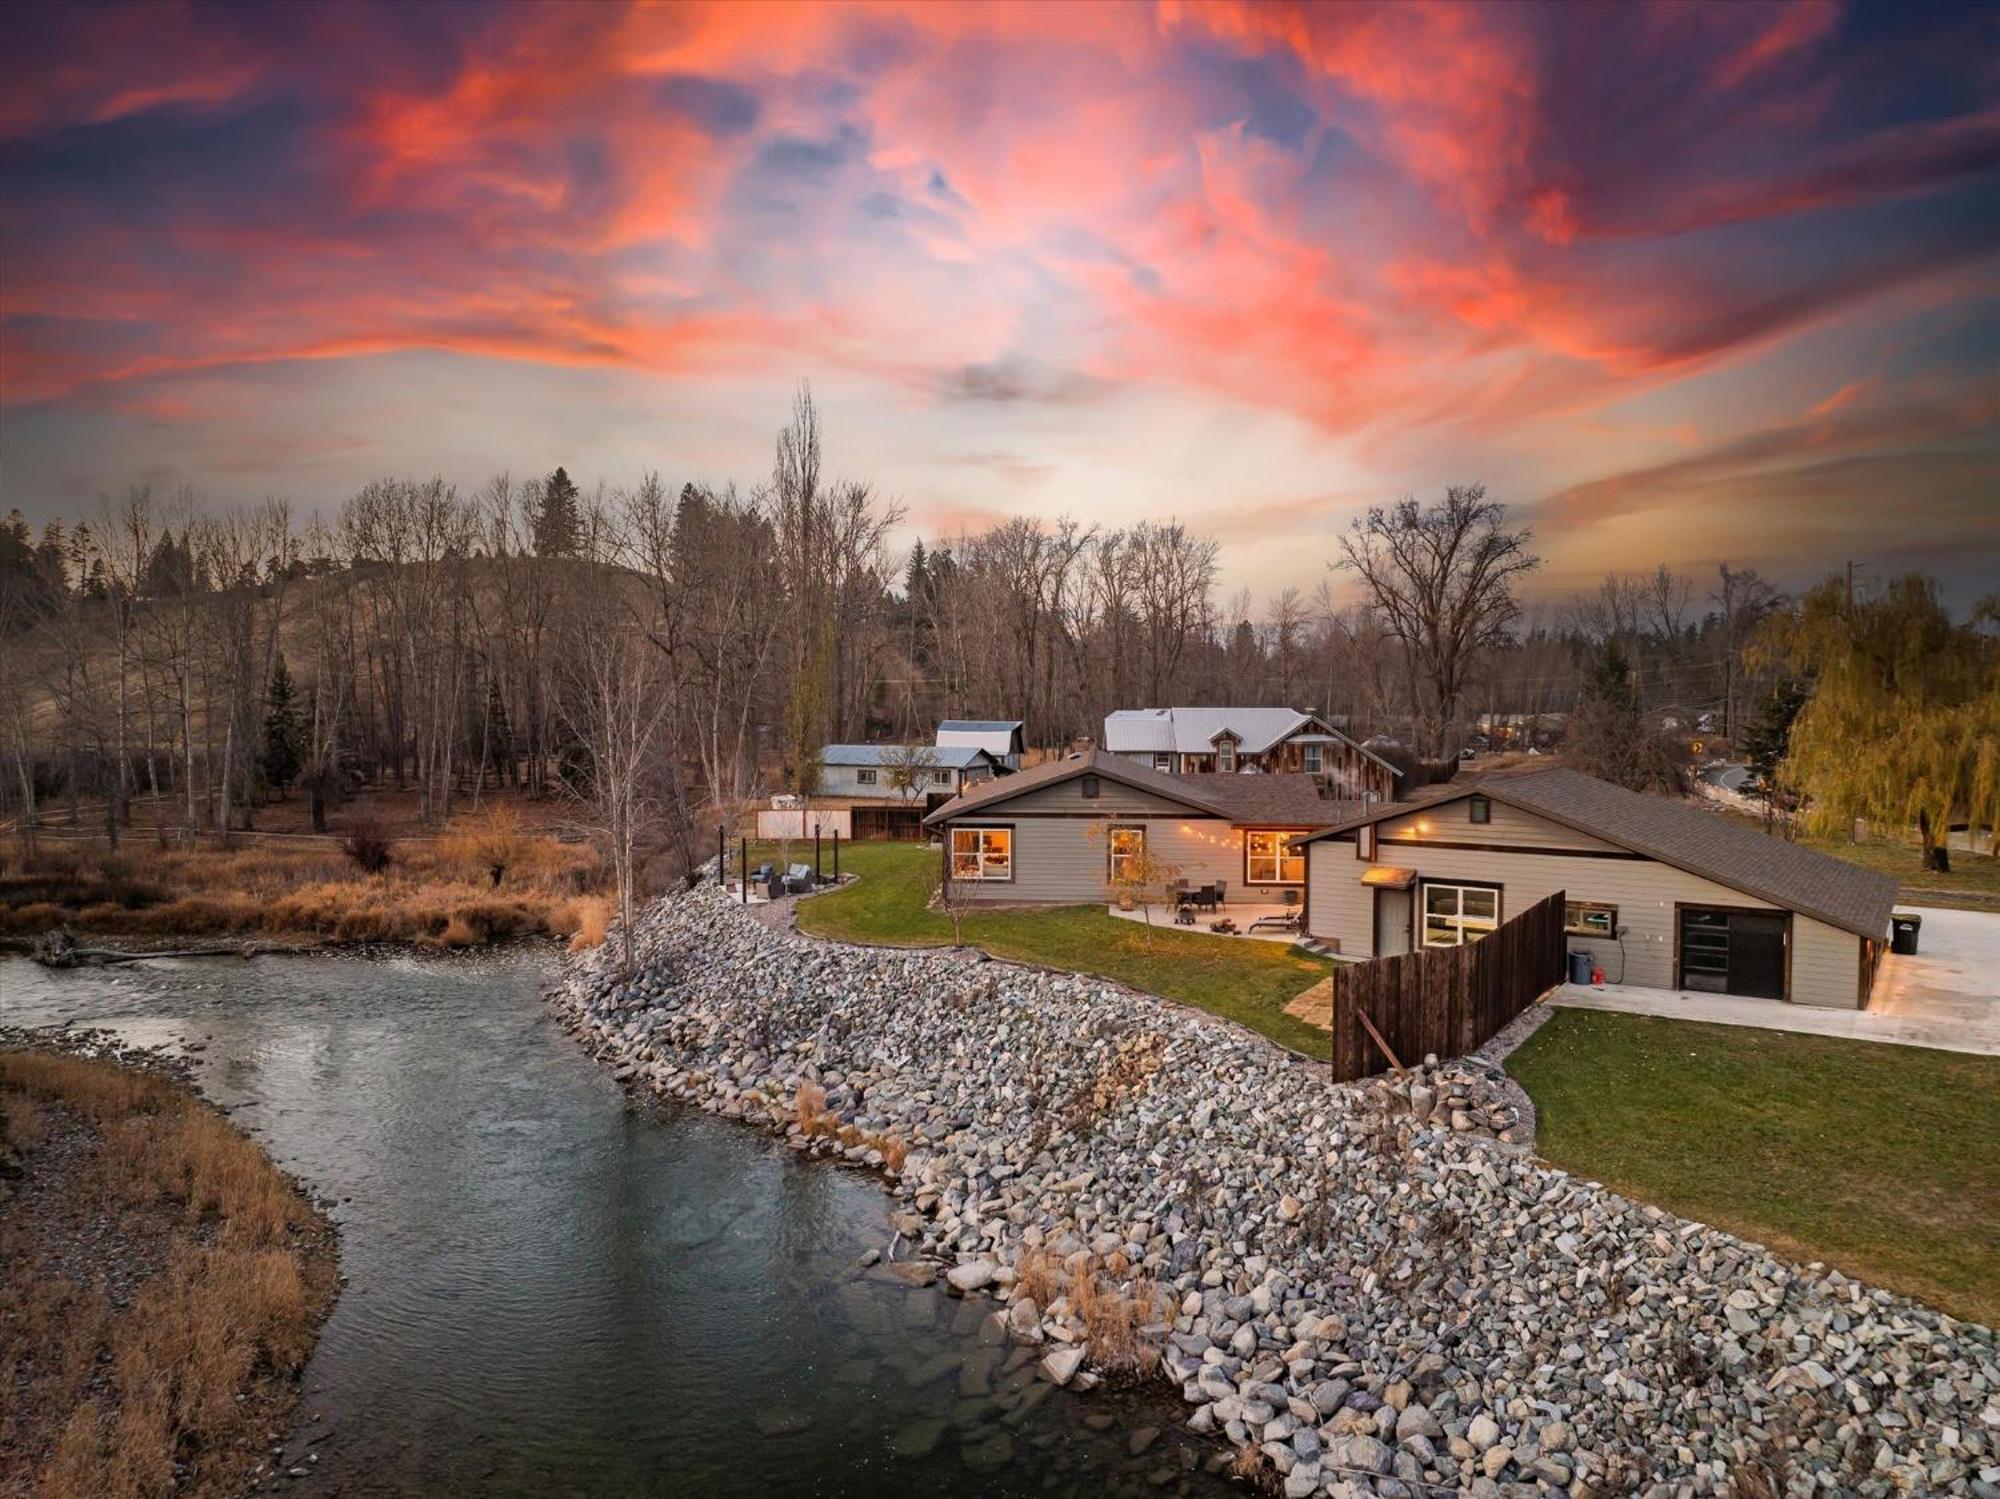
{"left": 549, "top": 881, "right": 1999, "bottom": 1497}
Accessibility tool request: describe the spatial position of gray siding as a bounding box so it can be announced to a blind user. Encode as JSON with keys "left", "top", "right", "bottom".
{"left": 820, "top": 763, "right": 974, "bottom": 798}
{"left": 1306, "top": 834, "right": 1865, "bottom": 1008}
{"left": 1376, "top": 799, "right": 1615, "bottom": 853}
{"left": 945, "top": 814, "right": 1241, "bottom": 904}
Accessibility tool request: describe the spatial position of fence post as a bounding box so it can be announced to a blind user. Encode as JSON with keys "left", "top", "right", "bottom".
{"left": 740, "top": 837, "right": 748, "bottom": 903}
{"left": 832, "top": 829, "right": 840, "bottom": 882}
{"left": 717, "top": 823, "right": 726, "bottom": 887}
{"left": 815, "top": 828, "right": 823, "bottom": 884}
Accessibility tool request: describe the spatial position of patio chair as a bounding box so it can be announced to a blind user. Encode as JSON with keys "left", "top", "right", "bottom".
{"left": 783, "top": 863, "right": 815, "bottom": 895}
{"left": 764, "top": 872, "right": 786, "bottom": 900}
{"left": 1249, "top": 910, "right": 1302, "bottom": 934}
{"left": 1214, "top": 879, "right": 1227, "bottom": 908}
{"left": 1197, "top": 883, "right": 1218, "bottom": 911}
{"left": 749, "top": 862, "right": 775, "bottom": 887}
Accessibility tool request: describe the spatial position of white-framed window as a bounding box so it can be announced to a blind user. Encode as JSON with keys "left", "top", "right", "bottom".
{"left": 856, "top": 767, "right": 878, "bottom": 785}
{"left": 950, "top": 826, "right": 1013, "bottom": 881}
{"left": 1302, "top": 743, "right": 1323, "bottom": 774}
{"left": 1565, "top": 900, "right": 1617, "bottom": 939}
{"left": 1107, "top": 825, "right": 1145, "bottom": 881}
{"left": 931, "top": 768, "right": 952, "bottom": 785}
{"left": 1216, "top": 740, "right": 1237, "bottom": 773}
{"left": 1245, "top": 829, "right": 1305, "bottom": 884}
{"left": 1153, "top": 754, "right": 1172, "bottom": 772}
{"left": 1357, "top": 824, "right": 1376, "bottom": 861}
{"left": 1421, "top": 882, "right": 1500, "bottom": 947}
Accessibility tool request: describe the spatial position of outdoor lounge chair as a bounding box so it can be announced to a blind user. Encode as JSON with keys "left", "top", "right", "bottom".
{"left": 749, "top": 862, "right": 775, "bottom": 887}
{"left": 1248, "top": 910, "right": 1302, "bottom": 934}
{"left": 783, "top": 863, "right": 815, "bottom": 895}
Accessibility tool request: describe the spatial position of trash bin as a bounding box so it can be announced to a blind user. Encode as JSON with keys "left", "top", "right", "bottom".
{"left": 1568, "top": 949, "right": 1594, "bottom": 985}
{"left": 1890, "top": 913, "right": 1922, "bottom": 956}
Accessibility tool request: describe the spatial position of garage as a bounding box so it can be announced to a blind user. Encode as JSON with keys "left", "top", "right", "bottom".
{"left": 1678, "top": 907, "right": 1788, "bottom": 1000}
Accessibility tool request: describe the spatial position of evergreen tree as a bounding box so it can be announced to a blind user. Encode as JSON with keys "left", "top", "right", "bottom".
{"left": 260, "top": 654, "right": 304, "bottom": 797}
{"left": 1565, "top": 642, "right": 1691, "bottom": 794}
{"left": 1739, "top": 678, "right": 1809, "bottom": 833}
{"left": 484, "top": 675, "right": 513, "bottom": 785}
{"left": 532, "top": 466, "right": 582, "bottom": 557}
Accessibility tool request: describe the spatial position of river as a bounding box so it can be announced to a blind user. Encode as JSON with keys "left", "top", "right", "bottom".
{"left": 2, "top": 948, "right": 1235, "bottom": 1497}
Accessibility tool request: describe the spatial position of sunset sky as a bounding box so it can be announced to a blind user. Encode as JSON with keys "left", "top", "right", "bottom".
{"left": 2, "top": 0, "right": 1996, "bottom": 603}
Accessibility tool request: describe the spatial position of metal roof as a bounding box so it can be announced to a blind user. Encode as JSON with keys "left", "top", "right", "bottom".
{"left": 937, "top": 719, "right": 1024, "bottom": 733}
{"left": 1102, "top": 707, "right": 1397, "bottom": 770}
{"left": 820, "top": 743, "right": 996, "bottom": 770}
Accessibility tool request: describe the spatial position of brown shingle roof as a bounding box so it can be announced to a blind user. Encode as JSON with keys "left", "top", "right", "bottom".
{"left": 1179, "top": 773, "right": 1360, "bottom": 826}
{"left": 1304, "top": 767, "right": 1897, "bottom": 940}
{"left": 920, "top": 752, "right": 1352, "bottom": 828}
{"left": 920, "top": 750, "right": 1229, "bottom": 824}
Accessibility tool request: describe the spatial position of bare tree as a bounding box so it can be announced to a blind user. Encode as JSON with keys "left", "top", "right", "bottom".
{"left": 1336, "top": 485, "right": 1539, "bottom": 758}
{"left": 558, "top": 592, "right": 673, "bottom": 975}
{"left": 881, "top": 743, "right": 941, "bottom": 806}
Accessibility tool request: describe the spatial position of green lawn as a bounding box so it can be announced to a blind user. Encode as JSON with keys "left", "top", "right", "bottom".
{"left": 746, "top": 839, "right": 1333, "bottom": 1055}
{"left": 1509, "top": 1009, "right": 2000, "bottom": 1326}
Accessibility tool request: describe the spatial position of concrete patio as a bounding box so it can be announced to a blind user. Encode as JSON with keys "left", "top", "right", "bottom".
{"left": 1549, "top": 905, "right": 2000, "bottom": 1056}
{"left": 1107, "top": 900, "right": 1305, "bottom": 944}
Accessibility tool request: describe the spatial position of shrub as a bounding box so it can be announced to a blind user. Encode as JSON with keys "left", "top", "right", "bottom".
{"left": 341, "top": 821, "right": 393, "bottom": 874}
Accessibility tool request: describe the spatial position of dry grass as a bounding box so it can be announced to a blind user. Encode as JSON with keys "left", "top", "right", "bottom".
{"left": 0, "top": 1048, "right": 337, "bottom": 1498}
{"left": 1015, "top": 1247, "right": 1168, "bottom": 1374}
{"left": 793, "top": 1080, "right": 832, "bottom": 1138}
{"left": 0, "top": 816, "right": 609, "bottom": 949}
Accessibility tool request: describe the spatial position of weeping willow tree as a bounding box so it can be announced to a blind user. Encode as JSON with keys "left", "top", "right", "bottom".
{"left": 1753, "top": 575, "right": 1998, "bottom": 872}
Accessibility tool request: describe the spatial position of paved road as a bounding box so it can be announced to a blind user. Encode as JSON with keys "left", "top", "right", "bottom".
{"left": 1550, "top": 905, "right": 2000, "bottom": 1057}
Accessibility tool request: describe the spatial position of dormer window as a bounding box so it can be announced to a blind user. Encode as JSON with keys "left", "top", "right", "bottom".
{"left": 1216, "top": 741, "right": 1236, "bottom": 773}
{"left": 1469, "top": 795, "right": 1491, "bottom": 825}
{"left": 1080, "top": 774, "right": 1100, "bottom": 799}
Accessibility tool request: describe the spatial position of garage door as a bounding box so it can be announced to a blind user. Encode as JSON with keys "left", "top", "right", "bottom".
{"left": 1679, "top": 908, "right": 1787, "bottom": 999}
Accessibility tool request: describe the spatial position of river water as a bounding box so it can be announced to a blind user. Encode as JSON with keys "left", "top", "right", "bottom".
{"left": 2, "top": 950, "right": 1234, "bottom": 1497}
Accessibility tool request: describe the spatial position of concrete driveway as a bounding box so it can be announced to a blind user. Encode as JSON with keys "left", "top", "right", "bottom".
{"left": 1550, "top": 905, "right": 2000, "bottom": 1057}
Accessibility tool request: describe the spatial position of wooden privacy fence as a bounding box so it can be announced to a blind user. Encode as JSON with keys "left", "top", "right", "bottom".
{"left": 1330, "top": 890, "right": 1568, "bottom": 1082}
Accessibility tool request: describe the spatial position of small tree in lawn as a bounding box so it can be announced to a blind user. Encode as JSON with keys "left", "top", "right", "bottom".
{"left": 259, "top": 654, "right": 304, "bottom": 799}
{"left": 1091, "top": 821, "right": 1181, "bottom": 941}
{"left": 933, "top": 863, "right": 978, "bottom": 945}
{"left": 882, "top": 744, "right": 941, "bottom": 806}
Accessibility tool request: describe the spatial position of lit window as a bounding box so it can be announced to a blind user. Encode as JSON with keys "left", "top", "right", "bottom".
{"left": 950, "top": 827, "right": 1013, "bottom": 881}
{"left": 1246, "top": 830, "right": 1305, "bottom": 884}
{"left": 1565, "top": 901, "right": 1617, "bottom": 939}
{"left": 1302, "top": 744, "right": 1323, "bottom": 774}
{"left": 1421, "top": 882, "right": 1499, "bottom": 947}
{"left": 1469, "top": 795, "right": 1491, "bottom": 825}
{"left": 1107, "top": 825, "right": 1145, "bottom": 881}
{"left": 856, "top": 767, "right": 878, "bottom": 785}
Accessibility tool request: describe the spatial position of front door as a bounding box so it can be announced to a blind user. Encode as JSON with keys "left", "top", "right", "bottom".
{"left": 1374, "top": 889, "right": 1412, "bottom": 957}
{"left": 1679, "top": 908, "right": 1787, "bottom": 999}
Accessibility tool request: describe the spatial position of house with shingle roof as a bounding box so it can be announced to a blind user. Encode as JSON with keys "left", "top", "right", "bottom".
{"left": 1298, "top": 766, "right": 1897, "bottom": 1009}
{"left": 921, "top": 749, "right": 1350, "bottom": 910}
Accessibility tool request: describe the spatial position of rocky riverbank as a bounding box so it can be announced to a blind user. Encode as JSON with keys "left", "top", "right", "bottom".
{"left": 550, "top": 881, "right": 1997, "bottom": 1498}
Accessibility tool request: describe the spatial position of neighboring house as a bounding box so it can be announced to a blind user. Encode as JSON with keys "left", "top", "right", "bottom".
{"left": 813, "top": 744, "right": 1003, "bottom": 840}
{"left": 936, "top": 718, "right": 1026, "bottom": 769}
{"left": 1299, "top": 767, "right": 1897, "bottom": 1010}
{"left": 1102, "top": 707, "right": 1397, "bottom": 800}
{"left": 922, "top": 750, "right": 1348, "bottom": 904}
